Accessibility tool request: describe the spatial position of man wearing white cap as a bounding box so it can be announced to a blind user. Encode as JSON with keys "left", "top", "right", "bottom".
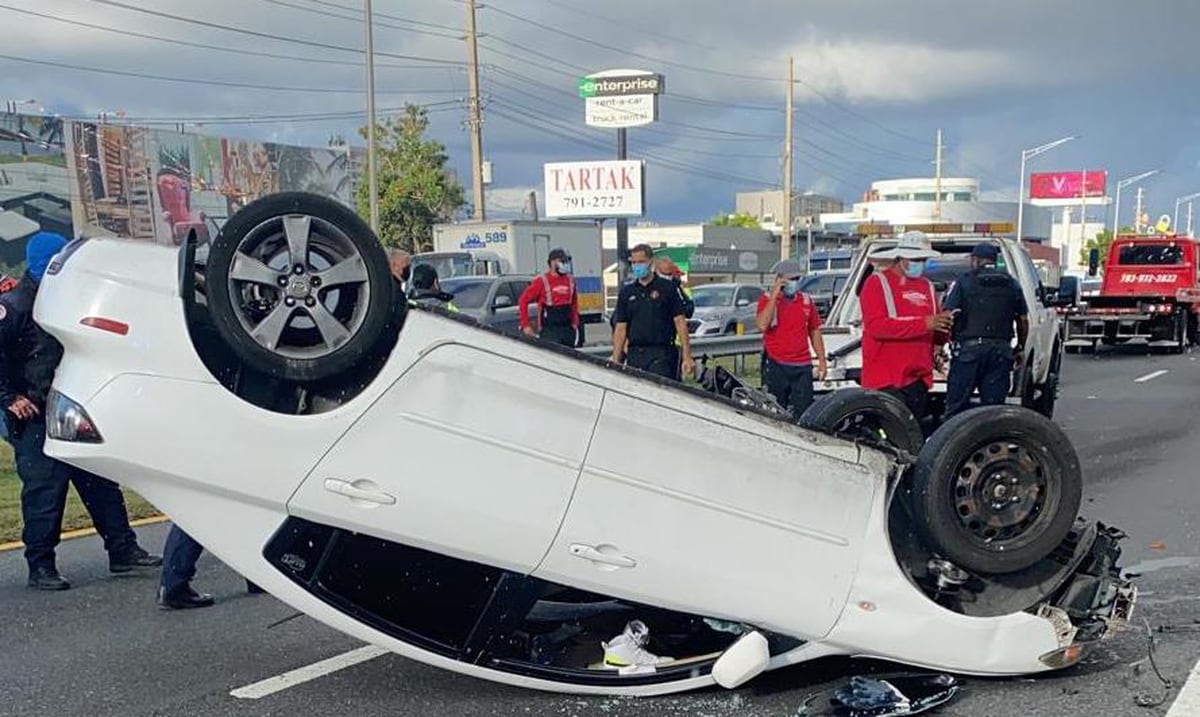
{"left": 859, "top": 231, "right": 955, "bottom": 425}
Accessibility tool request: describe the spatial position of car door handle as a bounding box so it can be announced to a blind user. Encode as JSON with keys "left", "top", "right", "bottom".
{"left": 568, "top": 543, "right": 637, "bottom": 569}
{"left": 323, "top": 479, "right": 396, "bottom": 506}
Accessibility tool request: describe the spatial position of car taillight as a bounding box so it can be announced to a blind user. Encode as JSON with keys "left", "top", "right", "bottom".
{"left": 46, "top": 390, "right": 103, "bottom": 443}
{"left": 1038, "top": 643, "right": 1084, "bottom": 669}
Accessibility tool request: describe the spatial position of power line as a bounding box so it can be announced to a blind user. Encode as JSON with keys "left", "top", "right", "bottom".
{"left": 0, "top": 53, "right": 462, "bottom": 95}
{"left": 257, "top": 0, "right": 464, "bottom": 40}
{"left": 290, "top": 0, "right": 463, "bottom": 33}
{"left": 0, "top": 4, "right": 462, "bottom": 71}
{"left": 86, "top": 0, "right": 465, "bottom": 65}
{"left": 69, "top": 101, "right": 462, "bottom": 125}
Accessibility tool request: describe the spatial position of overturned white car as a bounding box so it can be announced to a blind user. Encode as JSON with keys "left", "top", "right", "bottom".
{"left": 36, "top": 194, "right": 1134, "bottom": 696}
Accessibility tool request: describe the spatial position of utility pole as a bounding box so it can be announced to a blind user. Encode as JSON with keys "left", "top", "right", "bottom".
{"left": 781, "top": 55, "right": 794, "bottom": 261}
{"left": 465, "top": 0, "right": 486, "bottom": 221}
{"left": 1188, "top": 201, "right": 1194, "bottom": 236}
{"left": 933, "top": 128, "right": 944, "bottom": 220}
{"left": 363, "top": 0, "right": 379, "bottom": 233}
{"left": 1078, "top": 169, "right": 1087, "bottom": 253}
{"left": 1135, "top": 187, "right": 1145, "bottom": 233}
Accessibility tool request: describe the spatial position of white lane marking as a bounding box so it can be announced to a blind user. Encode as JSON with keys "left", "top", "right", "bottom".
{"left": 1166, "top": 657, "right": 1200, "bottom": 716}
{"left": 1135, "top": 369, "right": 1169, "bottom": 383}
{"left": 230, "top": 645, "right": 389, "bottom": 700}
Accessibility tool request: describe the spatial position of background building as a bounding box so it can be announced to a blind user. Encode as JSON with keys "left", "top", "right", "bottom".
{"left": 735, "top": 190, "right": 844, "bottom": 227}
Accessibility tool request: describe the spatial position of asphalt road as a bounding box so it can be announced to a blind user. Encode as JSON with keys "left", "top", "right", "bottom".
{"left": 4, "top": 346, "right": 1200, "bottom": 717}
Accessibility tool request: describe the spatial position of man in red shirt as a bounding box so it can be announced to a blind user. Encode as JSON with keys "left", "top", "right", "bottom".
{"left": 519, "top": 247, "right": 581, "bottom": 347}
{"left": 859, "top": 231, "right": 955, "bottom": 425}
{"left": 756, "top": 259, "right": 828, "bottom": 417}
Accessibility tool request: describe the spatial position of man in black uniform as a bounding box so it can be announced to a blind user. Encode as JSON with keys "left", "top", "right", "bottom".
{"left": 610, "top": 244, "right": 694, "bottom": 380}
{"left": 942, "top": 243, "right": 1029, "bottom": 420}
{"left": 1, "top": 232, "right": 161, "bottom": 590}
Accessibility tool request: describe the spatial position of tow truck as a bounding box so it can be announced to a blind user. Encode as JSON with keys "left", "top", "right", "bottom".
{"left": 1064, "top": 219, "right": 1200, "bottom": 354}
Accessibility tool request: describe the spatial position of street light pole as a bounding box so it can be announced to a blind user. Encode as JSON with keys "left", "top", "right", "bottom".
{"left": 1174, "top": 192, "right": 1200, "bottom": 233}
{"left": 1112, "top": 170, "right": 1159, "bottom": 239}
{"left": 1016, "top": 136, "right": 1075, "bottom": 242}
{"left": 363, "top": 0, "right": 379, "bottom": 234}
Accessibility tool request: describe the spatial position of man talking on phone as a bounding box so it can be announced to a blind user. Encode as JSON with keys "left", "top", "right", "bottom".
{"left": 941, "top": 243, "right": 1029, "bottom": 420}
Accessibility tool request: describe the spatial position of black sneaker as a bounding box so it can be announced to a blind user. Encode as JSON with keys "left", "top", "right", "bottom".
{"left": 110, "top": 546, "right": 163, "bottom": 573}
{"left": 28, "top": 566, "right": 71, "bottom": 591}
{"left": 157, "top": 585, "right": 215, "bottom": 610}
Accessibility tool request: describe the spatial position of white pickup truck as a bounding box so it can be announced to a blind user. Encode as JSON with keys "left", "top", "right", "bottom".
{"left": 815, "top": 235, "right": 1065, "bottom": 419}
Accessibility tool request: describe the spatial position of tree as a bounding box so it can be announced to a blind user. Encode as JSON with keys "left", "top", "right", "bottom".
{"left": 1080, "top": 226, "right": 1133, "bottom": 269}
{"left": 356, "top": 105, "right": 465, "bottom": 251}
{"left": 708, "top": 211, "right": 761, "bottom": 229}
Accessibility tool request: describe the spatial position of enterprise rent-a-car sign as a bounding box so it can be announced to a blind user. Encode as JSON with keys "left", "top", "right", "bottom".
{"left": 544, "top": 160, "right": 645, "bottom": 218}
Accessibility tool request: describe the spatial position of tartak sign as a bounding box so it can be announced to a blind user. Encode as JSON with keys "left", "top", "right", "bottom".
{"left": 543, "top": 160, "right": 645, "bottom": 218}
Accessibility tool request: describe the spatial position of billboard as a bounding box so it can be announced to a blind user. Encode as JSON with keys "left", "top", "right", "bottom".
{"left": 543, "top": 160, "right": 644, "bottom": 218}
{"left": 65, "top": 121, "right": 358, "bottom": 246}
{"left": 1029, "top": 171, "right": 1108, "bottom": 200}
{"left": 0, "top": 113, "right": 71, "bottom": 265}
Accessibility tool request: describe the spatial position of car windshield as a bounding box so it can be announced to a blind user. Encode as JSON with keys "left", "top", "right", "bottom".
{"left": 921, "top": 254, "right": 978, "bottom": 290}
{"left": 437, "top": 278, "right": 491, "bottom": 309}
{"left": 691, "top": 286, "right": 735, "bottom": 307}
{"left": 1116, "top": 244, "right": 1184, "bottom": 265}
{"left": 414, "top": 254, "right": 474, "bottom": 279}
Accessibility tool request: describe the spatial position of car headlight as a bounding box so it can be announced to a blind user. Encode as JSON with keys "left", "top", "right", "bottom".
{"left": 46, "top": 390, "right": 103, "bottom": 443}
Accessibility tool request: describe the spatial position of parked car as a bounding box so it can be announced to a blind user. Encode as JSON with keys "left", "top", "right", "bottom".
{"left": 437, "top": 275, "right": 536, "bottom": 334}
{"left": 818, "top": 236, "right": 1065, "bottom": 419}
{"left": 36, "top": 193, "right": 1134, "bottom": 697}
{"left": 798, "top": 270, "right": 850, "bottom": 318}
{"left": 687, "top": 283, "right": 764, "bottom": 337}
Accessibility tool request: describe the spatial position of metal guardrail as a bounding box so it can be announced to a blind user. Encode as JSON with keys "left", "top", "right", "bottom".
{"left": 578, "top": 334, "right": 765, "bottom": 359}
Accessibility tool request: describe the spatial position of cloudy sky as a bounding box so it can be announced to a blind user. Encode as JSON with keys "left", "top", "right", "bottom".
{"left": 4, "top": 0, "right": 1199, "bottom": 223}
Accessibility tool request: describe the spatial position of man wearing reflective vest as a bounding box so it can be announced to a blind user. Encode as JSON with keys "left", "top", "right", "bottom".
{"left": 519, "top": 247, "right": 580, "bottom": 347}
{"left": 859, "top": 231, "right": 955, "bottom": 427}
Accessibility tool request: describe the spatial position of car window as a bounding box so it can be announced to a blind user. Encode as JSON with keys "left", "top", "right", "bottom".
{"left": 438, "top": 278, "right": 492, "bottom": 309}
{"left": 833, "top": 276, "right": 848, "bottom": 295}
{"left": 692, "top": 286, "right": 735, "bottom": 307}
{"left": 1117, "top": 244, "right": 1184, "bottom": 265}
{"left": 801, "top": 275, "right": 835, "bottom": 294}
{"left": 735, "top": 286, "right": 759, "bottom": 304}
{"left": 744, "top": 286, "right": 764, "bottom": 301}
{"left": 501, "top": 281, "right": 528, "bottom": 304}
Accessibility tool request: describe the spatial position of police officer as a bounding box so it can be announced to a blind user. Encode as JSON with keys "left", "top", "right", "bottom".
{"left": 2, "top": 232, "right": 161, "bottom": 590}
{"left": 610, "top": 244, "right": 694, "bottom": 380}
{"left": 518, "top": 247, "right": 580, "bottom": 347}
{"left": 942, "top": 243, "right": 1029, "bottom": 420}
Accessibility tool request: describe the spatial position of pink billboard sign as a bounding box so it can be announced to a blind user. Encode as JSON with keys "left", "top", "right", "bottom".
{"left": 1029, "top": 170, "right": 1108, "bottom": 200}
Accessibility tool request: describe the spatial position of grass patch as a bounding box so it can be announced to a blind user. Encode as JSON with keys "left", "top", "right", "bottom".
{"left": 0, "top": 442, "right": 160, "bottom": 545}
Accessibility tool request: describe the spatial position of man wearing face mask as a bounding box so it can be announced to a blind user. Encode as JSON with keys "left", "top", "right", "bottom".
{"left": 610, "top": 244, "right": 694, "bottom": 380}
{"left": 859, "top": 231, "right": 955, "bottom": 425}
{"left": 518, "top": 247, "right": 581, "bottom": 347}
{"left": 756, "top": 259, "right": 827, "bottom": 417}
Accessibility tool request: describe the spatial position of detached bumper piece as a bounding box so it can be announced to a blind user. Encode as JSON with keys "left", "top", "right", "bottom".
{"left": 800, "top": 673, "right": 960, "bottom": 717}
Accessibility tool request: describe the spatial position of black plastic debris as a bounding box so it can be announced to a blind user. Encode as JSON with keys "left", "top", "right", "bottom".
{"left": 798, "top": 673, "right": 960, "bottom": 717}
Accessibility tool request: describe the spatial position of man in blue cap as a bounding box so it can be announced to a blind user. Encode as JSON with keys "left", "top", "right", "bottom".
{"left": 0, "top": 232, "right": 161, "bottom": 590}
{"left": 941, "top": 242, "right": 1030, "bottom": 420}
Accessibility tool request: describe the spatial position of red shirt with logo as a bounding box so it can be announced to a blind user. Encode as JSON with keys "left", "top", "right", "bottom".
{"left": 757, "top": 292, "right": 821, "bottom": 365}
{"left": 518, "top": 271, "right": 580, "bottom": 330}
{"left": 860, "top": 269, "right": 942, "bottom": 390}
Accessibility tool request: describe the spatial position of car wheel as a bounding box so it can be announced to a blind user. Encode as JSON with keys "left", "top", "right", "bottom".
{"left": 797, "top": 387, "right": 925, "bottom": 458}
{"left": 1028, "top": 344, "right": 1061, "bottom": 418}
{"left": 206, "top": 192, "right": 394, "bottom": 383}
{"left": 911, "top": 405, "right": 1082, "bottom": 575}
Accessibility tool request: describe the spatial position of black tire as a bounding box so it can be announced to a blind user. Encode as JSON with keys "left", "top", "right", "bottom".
{"left": 1029, "top": 343, "right": 1062, "bottom": 418}
{"left": 206, "top": 192, "right": 393, "bottom": 383}
{"left": 798, "top": 387, "right": 925, "bottom": 458}
{"left": 911, "top": 405, "right": 1082, "bottom": 575}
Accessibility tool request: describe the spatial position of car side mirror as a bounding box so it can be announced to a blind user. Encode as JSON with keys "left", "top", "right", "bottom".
{"left": 712, "top": 631, "right": 770, "bottom": 689}
{"left": 736, "top": 298, "right": 750, "bottom": 307}
{"left": 493, "top": 294, "right": 513, "bottom": 309}
{"left": 1088, "top": 248, "right": 1100, "bottom": 277}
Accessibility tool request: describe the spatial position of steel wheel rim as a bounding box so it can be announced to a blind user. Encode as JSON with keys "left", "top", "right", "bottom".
{"left": 226, "top": 213, "right": 372, "bottom": 360}
{"left": 951, "top": 439, "right": 1049, "bottom": 549}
